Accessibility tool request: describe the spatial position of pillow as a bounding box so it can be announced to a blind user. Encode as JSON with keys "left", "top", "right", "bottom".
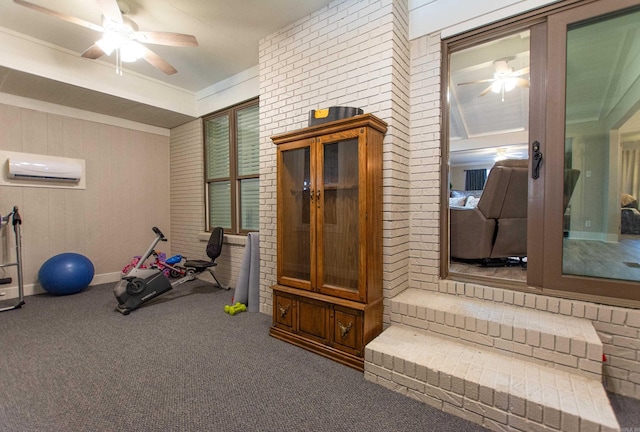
{"left": 449, "top": 196, "right": 466, "bottom": 207}
{"left": 621, "top": 193, "right": 638, "bottom": 209}
{"left": 465, "top": 196, "right": 480, "bottom": 208}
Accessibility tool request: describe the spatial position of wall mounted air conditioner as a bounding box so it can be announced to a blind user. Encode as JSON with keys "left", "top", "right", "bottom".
{"left": 8, "top": 155, "right": 82, "bottom": 182}
{"left": 0, "top": 151, "right": 86, "bottom": 189}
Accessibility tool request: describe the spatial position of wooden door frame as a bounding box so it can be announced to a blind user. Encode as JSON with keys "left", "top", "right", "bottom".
{"left": 315, "top": 129, "right": 365, "bottom": 302}
{"left": 275, "top": 138, "right": 315, "bottom": 291}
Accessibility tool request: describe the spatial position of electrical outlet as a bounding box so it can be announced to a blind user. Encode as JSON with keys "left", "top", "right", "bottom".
{"left": 585, "top": 220, "right": 591, "bottom": 227}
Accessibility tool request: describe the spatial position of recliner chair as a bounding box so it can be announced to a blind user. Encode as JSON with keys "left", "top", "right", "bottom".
{"left": 450, "top": 159, "right": 528, "bottom": 261}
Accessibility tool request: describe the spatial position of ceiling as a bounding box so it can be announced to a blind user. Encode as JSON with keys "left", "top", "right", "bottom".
{"left": 0, "top": 0, "right": 333, "bottom": 127}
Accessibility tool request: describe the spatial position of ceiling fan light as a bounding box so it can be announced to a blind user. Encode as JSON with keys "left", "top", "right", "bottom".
{"left": 96, "top": 38, "right": 115, "bottom": 56}
{"left": 96, "top": 31, "right": 127, "bottom": 56}
{"left": 494, "top": 148, "right": 508, "bottom": 162}
{"left": 121, "top": 41, "right": 145, "bottom": 62}
{"left": 504, "top": 77, "right": 517, "bottom": 92}
{"left": 491, "top": 80, "right": 503, "bottom": 94}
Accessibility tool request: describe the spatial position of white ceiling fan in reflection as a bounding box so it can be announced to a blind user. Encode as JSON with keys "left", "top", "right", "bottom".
{"left": 14, "top": 0, "right": 198, "bottom": 76}
{"left": 458, "top": 57, "right": 530, "bottom": 102}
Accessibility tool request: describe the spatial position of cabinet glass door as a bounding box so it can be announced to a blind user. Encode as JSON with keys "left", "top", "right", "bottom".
{"left": 317, "top": 135, "right": 362, "bottom": 300}
{"left": 278, "top": 141, "right": 313, "bottom": 290}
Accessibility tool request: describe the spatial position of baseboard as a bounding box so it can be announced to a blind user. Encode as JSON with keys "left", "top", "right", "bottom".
{"left": 568, "top": 231, "right": 608, "bottom": 241}
{"left": 0, "top": 271, "right": 122, "bottom": 300}
{"left": 90, "top": 272, "right": 122, "bottom": 286}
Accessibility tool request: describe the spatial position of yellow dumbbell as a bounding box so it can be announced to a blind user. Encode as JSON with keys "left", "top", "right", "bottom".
{"left": 224, "top": 302, "right": 247, "bottom": 315}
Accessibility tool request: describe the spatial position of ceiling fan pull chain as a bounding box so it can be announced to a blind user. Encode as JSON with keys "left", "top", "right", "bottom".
{"left": 116, "top": 48, "right": 122, "bottom": 76}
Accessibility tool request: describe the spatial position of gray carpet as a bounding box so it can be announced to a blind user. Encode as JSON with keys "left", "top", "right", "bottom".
{"left": 0, "top": 283, "right": 638, "bottom": 432}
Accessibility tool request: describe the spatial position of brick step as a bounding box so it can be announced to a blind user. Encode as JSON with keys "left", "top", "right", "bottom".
{"left": 364, "top": 326, "right": 619, "bottom": 432}
{"left": 390, "top": 288, "right": 603, "bottom": 380}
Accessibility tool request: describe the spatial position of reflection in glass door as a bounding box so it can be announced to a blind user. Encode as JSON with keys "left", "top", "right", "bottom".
{"left": 447, "top": 31, "right": 531, "bottom": 283}
{"left": 319, "top": 139, "right": 359, "bottom": 292}
{"left": 278, "top": 144, "right": 312, "bottom": 289}
{"left": 561, "top": 7, "right": 640, "bottom": 283}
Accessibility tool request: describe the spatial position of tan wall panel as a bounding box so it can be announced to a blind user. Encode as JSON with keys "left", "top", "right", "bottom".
{"left": 0, "top": 102, "right": 170, "bottom": 293}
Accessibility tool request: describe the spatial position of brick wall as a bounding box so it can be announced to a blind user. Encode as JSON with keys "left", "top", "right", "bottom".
{"left": 258, "top": 0, "right": 411, "bottom": 317}
{"left": 409, "top": 33, "right": 441, "bottom": 292}
{"left": 169, "top": 120, "right": 205, "bottom": 259}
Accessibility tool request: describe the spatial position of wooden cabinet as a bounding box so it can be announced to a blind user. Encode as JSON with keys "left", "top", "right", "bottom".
{"left": 269, "top": 114, "right": 387, "bottom": 371}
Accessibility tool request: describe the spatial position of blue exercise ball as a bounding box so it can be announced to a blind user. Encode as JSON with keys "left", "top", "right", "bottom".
{"left": 39, "top": 253, "right": 94, "bottom": 295}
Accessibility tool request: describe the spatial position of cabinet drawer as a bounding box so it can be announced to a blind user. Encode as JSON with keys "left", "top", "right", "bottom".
{"left": 297, "top": 297, "right": 330, "bottom": 344}
{"left": 332, "top": 306, "right": 362, "bottom": 355}
{"left": 273, "top": 291, "right": 295, "bottom": 331}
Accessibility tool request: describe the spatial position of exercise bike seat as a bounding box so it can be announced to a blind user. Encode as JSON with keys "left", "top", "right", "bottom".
{"left": 184, "top": 227, "right": 223, "bottom": 272}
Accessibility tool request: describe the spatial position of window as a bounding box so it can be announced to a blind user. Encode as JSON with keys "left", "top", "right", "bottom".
{"left": 204, "top": 99, "right": 259, "bottom": 234}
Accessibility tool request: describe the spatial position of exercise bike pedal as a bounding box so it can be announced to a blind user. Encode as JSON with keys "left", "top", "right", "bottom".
{"left": 116, "top": 304, "right": 131, "bottom": 315}
{"left": 125, "top": 277, "right": 147, "bottom": 296}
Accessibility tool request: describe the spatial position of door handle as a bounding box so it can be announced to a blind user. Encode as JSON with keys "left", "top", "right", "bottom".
{"left": 532, "top": 141, "right": 543, "bottom": 179}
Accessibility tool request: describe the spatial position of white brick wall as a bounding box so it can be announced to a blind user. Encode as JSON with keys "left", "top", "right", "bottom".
{"left": 169, "top": 120, "right": 205, "bottom": 260}
{"left": 382, "top": 0, "right": 411, "bottom": 319}
{"left": 409, "top": 33, "right": 441, "bottom": 291}
{"left": 258, "top": 0, "right": 411, "bottom": 318}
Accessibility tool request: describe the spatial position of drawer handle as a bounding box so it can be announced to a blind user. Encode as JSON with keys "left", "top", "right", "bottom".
{"left": 337, "top": 320, "right": 353, "bottom": 338}
{"left": 278, "top": 302, "right": 290, "bottom": 318}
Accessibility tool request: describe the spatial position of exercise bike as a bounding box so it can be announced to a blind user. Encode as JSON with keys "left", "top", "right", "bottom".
{"left": 113, "top": 226, "right": 228, "bottom": 315}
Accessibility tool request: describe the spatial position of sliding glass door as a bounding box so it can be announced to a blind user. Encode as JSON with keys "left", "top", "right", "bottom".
{"left": 542, "top": 0, "right": 640, "bottom": 301}
{"left": 444, "top": 0, "right": 640, "bottom": 303}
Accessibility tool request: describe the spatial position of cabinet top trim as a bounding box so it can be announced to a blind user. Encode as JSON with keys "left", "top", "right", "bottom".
{"left": 271, "top": 113, "right": 388, "bottom": 145}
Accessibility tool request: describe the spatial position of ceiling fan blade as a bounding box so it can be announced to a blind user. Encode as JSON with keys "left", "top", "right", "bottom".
{"left": 478, "top": 85, "right": 493, "bottom": 97}
{"left": 134, "top": 31, "right": 199, "bottom": 47}
{"left": 514, "top": 78, "right": 530, "bottom": 88}
{"left": 95, "top": 0, "right": 123, "bottom": 25}
{"left": 13, "top": 0, "right": 103, "bottom": 32}
{"left": 512, "top": 67, "right": 530, "bottom": 77}
{"left": 81, "top": 44, "right": 105, "bottom": 59}
{"left": 140, "top": 46, "right": 177, "bottom": 75}
{"left": 458, "top": 78, "right": 495, "bottom": 86}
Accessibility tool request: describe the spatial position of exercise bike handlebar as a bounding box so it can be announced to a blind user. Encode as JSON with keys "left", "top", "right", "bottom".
{"left": 152, "top": 226, "right": 167, "bottom": 241}
{"left": 134, "top": 227, "right": 168, "bottom": 270}
{"left": 12, "top": 206, "right": 21, "bottom": 226}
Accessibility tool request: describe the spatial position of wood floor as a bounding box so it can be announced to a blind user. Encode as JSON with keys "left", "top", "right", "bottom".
{"left": 563, "top": 234, "right": 640, "bottom": 282}
{"left": 449, "top": 234, "right": 640, "bottom": 284}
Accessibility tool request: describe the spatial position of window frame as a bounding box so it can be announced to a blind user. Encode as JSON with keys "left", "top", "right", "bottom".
{"left": 203, "top": 97, "right": 259, "bottom": 235}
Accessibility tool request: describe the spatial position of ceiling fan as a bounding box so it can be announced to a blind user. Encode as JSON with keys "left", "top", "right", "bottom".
{"left": 13, "top": 0, "right": 199, "bottom": 76}
{"left": 457, "top": 58, "right": 530, "bottom": 101}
